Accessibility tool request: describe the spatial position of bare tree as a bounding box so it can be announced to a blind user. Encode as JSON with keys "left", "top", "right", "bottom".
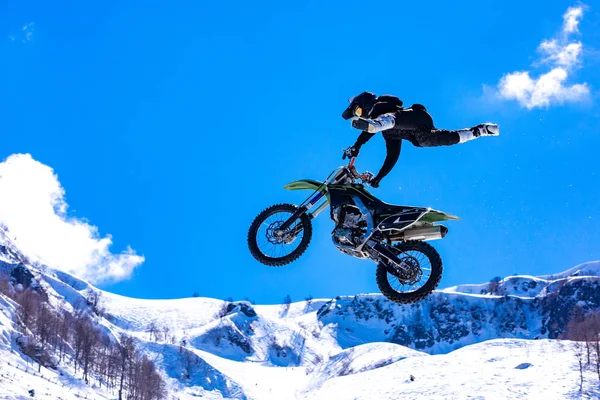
{"left": 574, "top": 341, "right": 585, "bottom": 392}
{"left": 487, "top": 276, "right": 502, "bottom": 295}
{"left": 304, "top": 296, "right": 313, "bottom": 311}
{"left": 561, "top": 310, "right": 600, "bottom": 390}
{"left": 5, "top": 274, "right": 167, "bottom": 399}
{"left": 73, "top": 315, "right": 98, "bottom": 383}
{"left": 118, "top": 334, "right": 136, "bottom": 400}
{"left": 72, "top": 317, "right": 84, "bottom": 374}
{"left": 94, "top": 340, "right": 111, "bottom": 389}
{"left": 147, "top": 321, "right": 158, "bottom": 341}
{"left": 181, "top": 348, "right": 200, "bottom": 380}
{"left": 139, "top": 355, "right": 167, "bottom": 399}
{"left": 34, "top": 303, "right": 56, "bottom": 371}
{"left": 162, "top": 325, "right": 170, "bottom": 343}
{"left": 14, "top": 289, "right": 40, "bottom": 331}
{"left": 58, "top": 310, "right": 72, "bottom": 362}
{"left": 36, "top": 304, "right": 54, "bottom": 348}
{"left": 584, "top": 313, "right": 600, "bottom": 382}
{"left": 86, "top": 290, "right": 104, "bottom": 315}
{"left": 0, "top": 270, "right": 11, "bottom": 296}
{"left": 281, "top": 294, "right": 292, "bottom": 316}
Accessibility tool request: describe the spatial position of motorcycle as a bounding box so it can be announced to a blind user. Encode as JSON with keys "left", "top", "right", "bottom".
{"left": 247, "top": 149, "right": 460, "bottom": 304}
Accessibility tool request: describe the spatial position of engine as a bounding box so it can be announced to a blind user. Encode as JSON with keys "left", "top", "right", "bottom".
{"left": 332, "top": 205, "right": 367, "bottom": 247}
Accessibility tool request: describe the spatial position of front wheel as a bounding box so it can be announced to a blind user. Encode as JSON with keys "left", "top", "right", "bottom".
{"left": 376, "top": 240, "right": 443, "bottom": 304}
{"left": 247, "top": 203, "right": 313, "bottom": 267}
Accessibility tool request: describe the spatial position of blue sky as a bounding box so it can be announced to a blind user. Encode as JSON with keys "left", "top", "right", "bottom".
{"left": 1, "top": 0, "right": 599, "bottom": 304}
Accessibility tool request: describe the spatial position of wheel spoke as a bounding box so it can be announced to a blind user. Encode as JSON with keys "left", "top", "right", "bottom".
{"left": 254, "top": 209, "right": 306, "bottom": 259}
{"left": 382, "top": 244, "right": 438, "bottom": 296}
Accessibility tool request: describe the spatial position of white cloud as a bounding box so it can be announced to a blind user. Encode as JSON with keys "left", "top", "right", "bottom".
{"left": 498, "top": 68, "right": 589, "bottom": 109}
{"left": 538, "top": 40, "right": 582, "bottom": 68}
{"left": 563, "top": 6, "right": 584, "bottom": 34}
{"left": 0, "top": 154, "right": 144, "bottom": 284}
{"left": 22, "top": 22, "right": 34, "bottom": 41}
{"left": 8, "top": 22, "right": 34, "bottom": 43}
{"left": 496, "top": 5, "right": 589, "bottom": 109}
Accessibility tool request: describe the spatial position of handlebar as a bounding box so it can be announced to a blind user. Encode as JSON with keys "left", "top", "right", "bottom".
{"left": 341, "top": 148, "right": 374, "bottom": 185}
{"left": 341, "top": 147, "right": 354, "bottom": 161}
{"left": 348, "top": 157, "right": 356, "bottom": 169}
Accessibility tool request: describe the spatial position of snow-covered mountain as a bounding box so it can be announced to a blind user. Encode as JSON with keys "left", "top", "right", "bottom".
{"left": 0, "top": 231, "right": 599, "bottom": 399}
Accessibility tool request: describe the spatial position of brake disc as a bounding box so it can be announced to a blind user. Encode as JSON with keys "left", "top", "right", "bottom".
{"left": 390, "top": 255, "right": 422, "bottom": 284}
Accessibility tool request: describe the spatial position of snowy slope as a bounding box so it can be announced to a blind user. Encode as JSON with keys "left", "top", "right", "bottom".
{"left": 0, "top": 292, "right": 114, "bottom": 399}
{"left": 304, "top": 339, "right": 599, "bottom": 400}
{"left": 0, "top": 352, "right": 114, "bottom": 400}
{"left": 1, "top": 233, "right": 599, "bottom": 399}
{"left": 538, "top": 260, "right": 600, "bottom": 280}
{"left": 443, "top": 260, "right": 600, "bottom": 298}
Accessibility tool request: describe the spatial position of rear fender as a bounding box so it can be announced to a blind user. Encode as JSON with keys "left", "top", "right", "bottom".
{"left": 420, "top": 209, "right": 460, "bottom": 223}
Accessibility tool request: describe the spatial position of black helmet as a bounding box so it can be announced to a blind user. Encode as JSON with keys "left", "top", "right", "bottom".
{"left": 342, "top": 91, "right": 377, "bottom": 120}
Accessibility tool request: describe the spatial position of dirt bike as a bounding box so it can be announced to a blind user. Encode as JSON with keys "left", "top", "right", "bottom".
{"left": 247, "top": 149, "right": 459, "bottom": 304}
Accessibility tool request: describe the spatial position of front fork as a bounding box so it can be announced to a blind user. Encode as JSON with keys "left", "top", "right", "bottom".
{"left": 279, "top": 186, "right": 330, "bottom": 233}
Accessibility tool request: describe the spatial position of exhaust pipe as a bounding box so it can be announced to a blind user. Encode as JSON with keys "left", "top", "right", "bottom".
{"left": 400, "top": 225, "right": 448, "bottom": 241}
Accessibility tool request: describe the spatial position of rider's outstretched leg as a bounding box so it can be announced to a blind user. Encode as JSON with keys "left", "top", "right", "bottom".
{"left": 454, "top": 123, "right": 499, "bottom": 143}
{"left": 414, "top": 123, "right": 499, "bottom": 147}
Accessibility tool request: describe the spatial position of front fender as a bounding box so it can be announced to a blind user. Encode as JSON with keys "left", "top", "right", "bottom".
{"left": 284, "top": 179, "right": 323, "bottom": 191}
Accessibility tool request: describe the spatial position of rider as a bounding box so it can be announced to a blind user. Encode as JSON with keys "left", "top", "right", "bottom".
{"left": 342, "top": 91, "right": 499, "bottom": 188}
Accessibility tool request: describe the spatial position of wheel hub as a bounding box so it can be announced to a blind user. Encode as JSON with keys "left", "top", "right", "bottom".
{"left": 390, "top": 255, "right": 422, "bottom": 285}
{"left": 266, "top": 222, "right": 296, "bottom": 245}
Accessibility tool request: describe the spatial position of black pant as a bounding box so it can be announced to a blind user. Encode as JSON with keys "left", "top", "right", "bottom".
{"left": 385, "top": 129, "right": 460, "bottom": 147}
{"left": 382, "top": 107, "right": 460, "bottom": 147}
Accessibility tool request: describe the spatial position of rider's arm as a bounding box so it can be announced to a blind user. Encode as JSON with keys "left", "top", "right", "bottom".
{"left": 373, "top": 138, "right": 402, "bottom": 184}
{"left": 353, "top": 130, "right": 376, "bottom": 149}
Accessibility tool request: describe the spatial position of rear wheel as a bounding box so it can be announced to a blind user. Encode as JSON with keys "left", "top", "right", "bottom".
{"left": 247, "top": 203, "right": 312, "bottom": 266}
{"left": 376, "top": 240, "right": 442, "bottom": 304}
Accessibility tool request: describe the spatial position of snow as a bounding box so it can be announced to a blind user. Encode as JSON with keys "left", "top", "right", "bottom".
{"left": 101, "top": 291, "right": 226, "bottom": 332}
{"left": 1, "top": 231, "right": 600, "bottom": 399}
{"left": 443, "top": 260, "right": 600, "bottom": 300}
{"left": 195, "top": 347, "right": 309, "bottom": 400}
{"left": 0, "top": 357, "right": 113, "bottom": 400}
{"left": 305, "top": 339, "right": 599, "bottom": 400}
{"left": 538, "top": 260, "right": 600, "bottom": 280}
{"left": 0, "top": 292, "right": 115, "bottom": 399}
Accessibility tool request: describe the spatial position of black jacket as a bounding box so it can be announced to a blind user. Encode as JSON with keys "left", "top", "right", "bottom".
{"left": 344, "top": 93, "right": 433, "bottom": 183}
